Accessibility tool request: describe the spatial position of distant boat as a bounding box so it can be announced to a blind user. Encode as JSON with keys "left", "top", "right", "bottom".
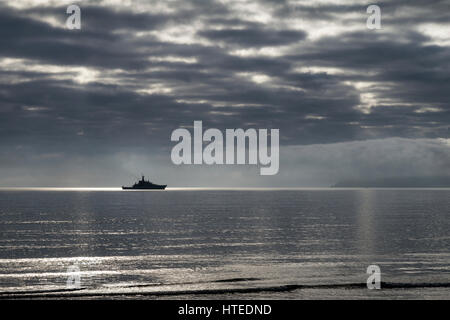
{"left": 122, "top": 175, "right": 167, "bottom": 190}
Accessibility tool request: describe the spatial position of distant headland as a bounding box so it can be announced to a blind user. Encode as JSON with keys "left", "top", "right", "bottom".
{"left": 332, "top": 176, "right": 450, "bottom": 188}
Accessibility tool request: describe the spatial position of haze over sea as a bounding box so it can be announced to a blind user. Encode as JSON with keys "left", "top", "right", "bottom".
{"left": 0, "top": 188, "right": 449, "bottom": 299}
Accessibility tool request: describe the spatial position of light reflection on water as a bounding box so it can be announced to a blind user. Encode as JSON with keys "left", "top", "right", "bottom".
{"left": 0, "top": 189, "right": 448, "bottom": 299}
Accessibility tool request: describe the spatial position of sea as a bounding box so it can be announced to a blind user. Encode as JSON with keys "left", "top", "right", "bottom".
{"left": 0, "top": 188, "right": 448, "bottom": 299}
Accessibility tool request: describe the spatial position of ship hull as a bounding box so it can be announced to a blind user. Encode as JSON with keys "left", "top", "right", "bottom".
{"left": 122, "top": 185, "right": 166, "bottom": 190}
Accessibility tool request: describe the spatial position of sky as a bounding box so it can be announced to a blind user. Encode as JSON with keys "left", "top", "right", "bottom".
{"left": 0, "top": 0, "right": 449, "bottom": 187}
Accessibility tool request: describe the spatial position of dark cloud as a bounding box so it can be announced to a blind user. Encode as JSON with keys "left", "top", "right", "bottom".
{"left": 198, "top": 28, "right": 307, "bottom": 47}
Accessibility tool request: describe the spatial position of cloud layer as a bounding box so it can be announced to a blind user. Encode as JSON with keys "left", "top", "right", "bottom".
{"left": 0, "top": 0, "right": 448, "bottom": 186}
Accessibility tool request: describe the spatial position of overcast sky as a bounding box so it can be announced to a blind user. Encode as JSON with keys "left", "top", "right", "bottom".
{"left": 0, "top": 0, "right": 449, "bottom": 187}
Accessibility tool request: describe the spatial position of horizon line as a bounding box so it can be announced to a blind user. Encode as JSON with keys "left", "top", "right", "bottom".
{"left": 0, "top": 187, "right": 449, "bottom": 191}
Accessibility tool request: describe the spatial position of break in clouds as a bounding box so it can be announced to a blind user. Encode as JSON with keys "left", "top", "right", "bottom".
{"left": 0, "top": 0, "right": 449, "bottom": 187}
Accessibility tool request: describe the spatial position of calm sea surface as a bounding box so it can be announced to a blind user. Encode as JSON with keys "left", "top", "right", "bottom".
{"left": 0, "top": 188, "right": 449, "bottom": 299}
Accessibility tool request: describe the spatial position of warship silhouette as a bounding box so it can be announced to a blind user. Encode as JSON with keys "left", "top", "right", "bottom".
{"left": 122, "top": 175, "right": 166, "bottom": 190}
